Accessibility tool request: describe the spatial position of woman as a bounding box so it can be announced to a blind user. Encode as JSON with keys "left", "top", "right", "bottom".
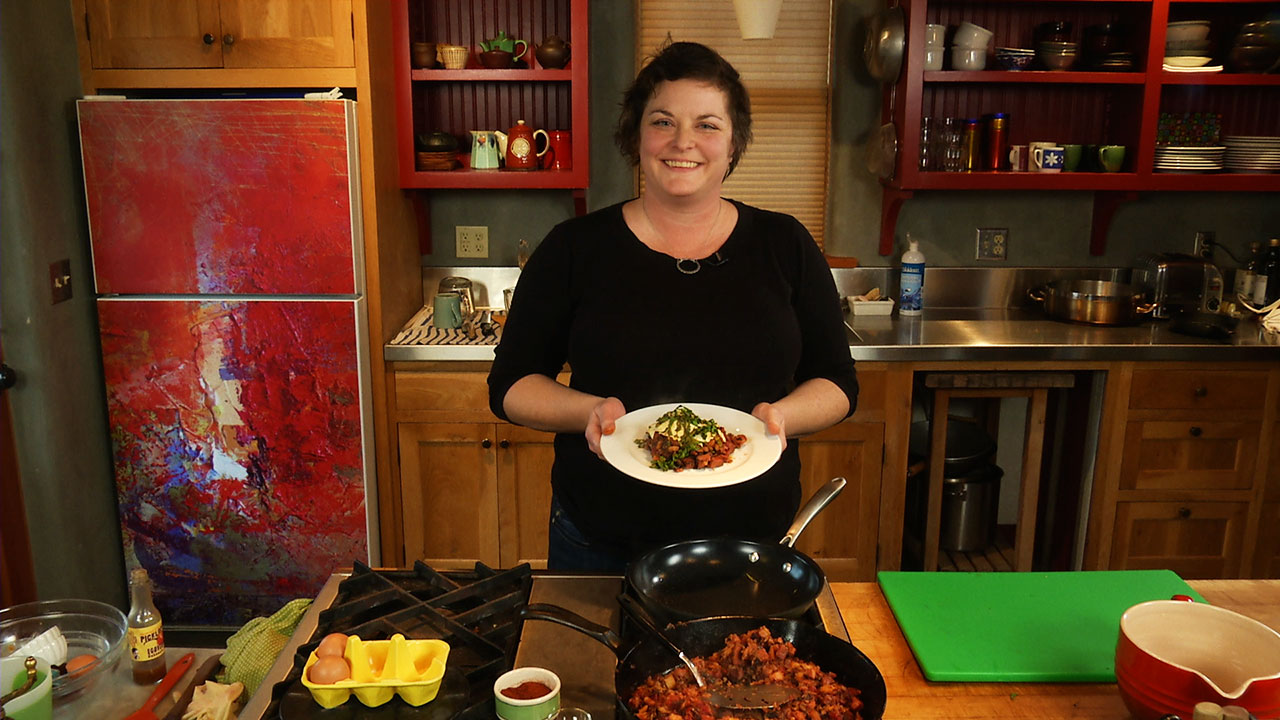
{"left": 488, "top": 41, "right": 858, "bottom": 571}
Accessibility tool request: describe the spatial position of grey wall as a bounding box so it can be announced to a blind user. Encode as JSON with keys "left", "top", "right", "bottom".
{"left": 423, "top": 0, "right": 1279, "bottom": 273}
{"left": 1, "top": 4, "right": 127, "bottom": 605}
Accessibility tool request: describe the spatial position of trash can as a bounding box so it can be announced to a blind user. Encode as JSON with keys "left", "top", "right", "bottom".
{"left": 904, "top": 420, "right": 1003, "bottom": 559}
{"left": 939, "top": 463, "right": 1003, "bottom": 552}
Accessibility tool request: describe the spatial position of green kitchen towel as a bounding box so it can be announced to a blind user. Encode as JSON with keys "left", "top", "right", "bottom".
{"left": 218, "top": 598, "right": 312, "bottom": 696}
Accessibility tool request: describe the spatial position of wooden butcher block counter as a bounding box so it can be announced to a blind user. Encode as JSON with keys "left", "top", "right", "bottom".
{"left": 832, "top": 579, "right": 1280, "bottom": 720}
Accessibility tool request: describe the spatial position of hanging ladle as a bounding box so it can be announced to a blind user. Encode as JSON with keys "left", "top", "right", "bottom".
{"left": 616, "top": 594, "right": 801, "bottom": 711}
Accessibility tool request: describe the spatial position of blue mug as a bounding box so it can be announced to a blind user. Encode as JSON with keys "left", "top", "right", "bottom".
{"left": 433, "top": 292, "right": 463, "bottom": 329}
{"left": 1034, "top": 145, "right": 1065, "bottom": 173}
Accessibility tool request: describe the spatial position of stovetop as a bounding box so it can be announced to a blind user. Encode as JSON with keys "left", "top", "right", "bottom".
{"left": 241, "top": 563, "right": 849, "bottom": 720}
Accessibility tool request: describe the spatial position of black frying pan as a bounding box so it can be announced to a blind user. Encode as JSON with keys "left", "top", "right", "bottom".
{"left": 520, "top": 602, "right": 887, "bottom": 720}
{"left": 626, "top": 477, "right": 846, "bottom": 623}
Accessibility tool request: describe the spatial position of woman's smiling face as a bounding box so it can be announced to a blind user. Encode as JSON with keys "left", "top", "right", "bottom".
{"left": 639, "top": 79, "right": 734, "bottom": 201}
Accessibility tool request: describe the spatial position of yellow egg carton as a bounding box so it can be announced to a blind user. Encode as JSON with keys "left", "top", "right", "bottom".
{"left": 300, "top": 633, "right": 450, "bottom": 709}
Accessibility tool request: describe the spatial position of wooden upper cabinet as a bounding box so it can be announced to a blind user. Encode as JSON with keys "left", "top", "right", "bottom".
{"left": 84, "top": 0, "right": 353, "bottom": 70}
{"left": 220, "top": 0, "right": 354, "bottom": 68}
{"left": 86, "top": 0, "right": 222, "bottom": 69}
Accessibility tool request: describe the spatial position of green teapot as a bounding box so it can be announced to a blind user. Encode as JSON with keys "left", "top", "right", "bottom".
{"left": 479, "top": 30, "right": 528, "bottom": 61}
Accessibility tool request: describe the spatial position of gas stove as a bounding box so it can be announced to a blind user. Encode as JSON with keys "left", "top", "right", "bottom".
{"left": 242, "top": 563, "right": 849, "bottom": 720}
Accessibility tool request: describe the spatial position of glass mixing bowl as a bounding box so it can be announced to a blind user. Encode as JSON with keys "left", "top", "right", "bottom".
{"left": 1, "top": 599, "right": 127, "bottom": 697}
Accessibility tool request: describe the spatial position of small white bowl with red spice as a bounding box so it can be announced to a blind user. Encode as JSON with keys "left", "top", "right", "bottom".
{"left": 494, "top": 666, "right": 561, "bottom": 720}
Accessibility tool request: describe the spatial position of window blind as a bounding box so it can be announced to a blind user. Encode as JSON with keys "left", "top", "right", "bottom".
{"left": 637, "top": 0, "right": 833, "bottom": 248}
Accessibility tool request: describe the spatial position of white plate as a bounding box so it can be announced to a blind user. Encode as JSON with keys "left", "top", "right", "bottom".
{"left": 600, "top": 402, "right": 783, "bottom": 489}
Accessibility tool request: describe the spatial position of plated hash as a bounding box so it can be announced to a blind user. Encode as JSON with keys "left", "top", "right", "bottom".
{"left": 635, "top": 405, "right": 747, "bottom": 472}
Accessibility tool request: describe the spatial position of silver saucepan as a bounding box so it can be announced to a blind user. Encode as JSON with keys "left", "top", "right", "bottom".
{"left": 1029, "top": 280, "right": 1155, "bottom": 326}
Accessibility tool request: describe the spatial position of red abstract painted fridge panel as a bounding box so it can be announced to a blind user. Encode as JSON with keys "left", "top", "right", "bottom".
{"left": 79, "top": 100, "right": 360, "bottom": 296}
{"left": 97, "top": 299, "right": 369, "bottom": 625}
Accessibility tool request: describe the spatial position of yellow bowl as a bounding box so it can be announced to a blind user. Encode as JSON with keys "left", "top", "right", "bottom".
{"left": 300, "top": 634, "right": 449, "bottom": 709}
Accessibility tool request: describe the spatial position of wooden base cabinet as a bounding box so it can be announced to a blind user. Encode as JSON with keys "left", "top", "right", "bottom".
{"left": 397, "top": 420, "right": 554, "bottom": 569}
{"left": 1087, "top": 363, "right": 1278, "bottom": 578}
{"left": 795, "top": 421, "right": 884, "bottom": 582}
{"left": 391, "top": 366, "right": 891, "bottom": 578}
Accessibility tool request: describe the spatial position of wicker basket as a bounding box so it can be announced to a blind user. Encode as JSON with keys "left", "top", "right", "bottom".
{"left": 438, "top": 45, "right": 469, "bottom": 70}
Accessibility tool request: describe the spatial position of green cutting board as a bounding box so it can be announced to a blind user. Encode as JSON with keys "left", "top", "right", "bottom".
{"left": 877, "top": 570, "right": 1204, "bottom": 682}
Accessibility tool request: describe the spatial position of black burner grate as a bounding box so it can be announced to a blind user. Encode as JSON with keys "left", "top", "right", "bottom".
{"left": 265, "top": 560, "right": 533, "bottom": 720}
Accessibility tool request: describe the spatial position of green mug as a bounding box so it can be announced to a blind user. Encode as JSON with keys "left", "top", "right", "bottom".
{"left": 1062, "top": 144, "right": 1083, "bottom": 172}
{"left": 1098, "top": 145, "right": 1126, "bottom": 173}
{"left": 432, "top": 292, "right": 463, "bottom": 329}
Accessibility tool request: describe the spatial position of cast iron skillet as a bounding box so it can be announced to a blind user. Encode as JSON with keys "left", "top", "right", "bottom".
{"left": 626, "top": 477, "right": 846, "bottom": 623}
{"left": 521, "top": 602, "right": 887, "bottom": 720}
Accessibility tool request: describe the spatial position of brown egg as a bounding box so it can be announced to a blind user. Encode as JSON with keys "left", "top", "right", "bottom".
{"left": 65, "top": 654, "right": 98, "bottom": 678}
{"left": 316, "top": 632, "right": 349, "bottom": 658}
{"left": 308, "top": 656, "right": 351, "bottom": 685}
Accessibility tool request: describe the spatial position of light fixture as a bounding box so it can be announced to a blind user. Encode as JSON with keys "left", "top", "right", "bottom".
{"left": 732, "top": 0, "right": 784, "bottom": 40}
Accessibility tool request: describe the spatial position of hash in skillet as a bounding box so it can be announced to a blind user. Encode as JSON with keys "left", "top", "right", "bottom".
{"left": 634, "top": 405, "right": 747, "bottom": 472}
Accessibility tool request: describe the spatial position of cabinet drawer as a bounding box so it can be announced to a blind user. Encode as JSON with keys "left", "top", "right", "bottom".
{"left": 1129, "top": 370, "right": 1267, "bottom": 411}
{"left": 1119, "top": 420, "right": 1259, "bottom": 492}
{"left": 1110, "top": 501, "right": 1247, "bottom": 578}
{"left": 396, "top": 371, "right": 491, "bottom": 412}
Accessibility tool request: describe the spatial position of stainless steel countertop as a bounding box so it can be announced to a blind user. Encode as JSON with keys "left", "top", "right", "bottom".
{"left": 386, "top": 308, "right": 1279, "bottom": 363}
{"left": 388, "top": 266, "right": 1280, "bottom": 363}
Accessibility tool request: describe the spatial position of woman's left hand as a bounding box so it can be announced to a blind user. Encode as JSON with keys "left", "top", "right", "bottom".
{"left": 751, "top": 402, "right": 788, "bottom": 451}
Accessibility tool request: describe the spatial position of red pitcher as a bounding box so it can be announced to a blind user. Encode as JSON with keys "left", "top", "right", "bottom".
{"left": 499, "top": 120, "right": 548, "bottom": 171}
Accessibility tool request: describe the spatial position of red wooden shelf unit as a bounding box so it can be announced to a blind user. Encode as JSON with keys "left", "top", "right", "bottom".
{"left": 391, "top": 0, "right": 590, "bottom": 190}
{"left": 877, "top": 0, "right": 1280, "bottom": 256}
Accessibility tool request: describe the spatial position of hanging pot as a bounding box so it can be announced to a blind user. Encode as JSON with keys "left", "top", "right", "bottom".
{"left": 864, "top": 6, "right": 905, "bottom": 82}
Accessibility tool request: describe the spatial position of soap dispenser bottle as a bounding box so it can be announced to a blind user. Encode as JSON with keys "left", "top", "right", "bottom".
{"left": 899, "top": 234, "right": 926, "bottom": 316}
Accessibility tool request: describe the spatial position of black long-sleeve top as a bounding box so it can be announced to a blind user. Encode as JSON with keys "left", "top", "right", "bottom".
{"left": 487, "top": 199, "right": 858, "bottom": 551}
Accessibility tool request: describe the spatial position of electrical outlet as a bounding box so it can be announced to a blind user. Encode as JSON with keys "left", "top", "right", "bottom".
{"left": 976, "top": 228, "right": 1008, "bottom": 261}
{"left": 455, "top": 225, "right": 489, "bottom": 258}
{"left": 1193, "top": 230, "right": 1215, "bottom": 259}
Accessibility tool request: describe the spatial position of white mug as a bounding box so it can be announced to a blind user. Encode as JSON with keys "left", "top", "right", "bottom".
{"left": 1033, "top": 145, "right": 1065, "bottom": 173}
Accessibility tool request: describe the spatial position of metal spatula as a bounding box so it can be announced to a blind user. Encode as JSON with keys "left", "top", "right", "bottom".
{"left": 616, "top": 594, "right": 799, "bottom": 710}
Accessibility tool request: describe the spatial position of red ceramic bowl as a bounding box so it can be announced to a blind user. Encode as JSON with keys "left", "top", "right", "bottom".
{"left": 1116, "top": 599, "right": 1280, "bottom": 720}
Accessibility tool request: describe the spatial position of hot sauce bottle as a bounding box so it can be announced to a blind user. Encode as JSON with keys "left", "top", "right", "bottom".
{"left": 127, "top": 568, "right": 167, "bottom": 684}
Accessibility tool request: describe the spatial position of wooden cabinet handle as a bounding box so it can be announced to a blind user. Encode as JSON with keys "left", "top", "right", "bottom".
{"left": 1194, "top": 386, "right": 1208, "bottom": 398}
{"left": 499, "top": 440, "right": 510, "bottom": 449}
{"left": 1178, "top": 507, "right": 1192, "bottom": 519}
{"left": 481, "top": 438, "right": 492, "bottom": 449}
{"left": 1189, "top": 426, "right": 1203, "bottom": 437}
{"left": 223, "top": 34, "right": 235, "bottom": 46}
{"left": 203, "top": 33, "right": 216, "bottom": 45}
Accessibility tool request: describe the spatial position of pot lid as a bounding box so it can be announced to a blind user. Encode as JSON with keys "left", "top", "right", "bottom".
{"left": 909, "top": 420, "right": 997, "bottom": 471}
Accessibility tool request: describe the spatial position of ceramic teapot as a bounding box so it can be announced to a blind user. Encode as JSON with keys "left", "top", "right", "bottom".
{"left": 479, "top": 30, "right": 528, "bottom": 61}
{"left": 494, "top": 121, "right": 549, "bottom": 171}
{"left": 470, "top": 131, "right": 500, "bottom": 170}
{"left": 535, "top": 35, "right": 571, "bottom": 68}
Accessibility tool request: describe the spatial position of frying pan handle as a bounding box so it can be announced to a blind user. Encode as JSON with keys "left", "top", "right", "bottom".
{"left": 616, "top": 594, "right": 706, "bottom": 686}
{"left": 779, "top": 477, "right": 846, "bottom": 547}
{"left": 522, "top": 603, "right": 625, "bottom": 656}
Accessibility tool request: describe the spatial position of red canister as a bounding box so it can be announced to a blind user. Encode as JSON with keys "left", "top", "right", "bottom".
{"left": 960, "top": 119, "right": 980, "bottom": 171}
{"left": 983, "top": 113, "right": 1008, "bottom": 170}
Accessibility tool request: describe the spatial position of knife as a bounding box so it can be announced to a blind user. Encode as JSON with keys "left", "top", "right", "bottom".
{"left": 158, "top": 653, "right": 224, "bottom": 720}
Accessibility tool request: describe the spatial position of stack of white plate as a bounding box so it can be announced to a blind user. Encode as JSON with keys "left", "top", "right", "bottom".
{"left": 1154, "top": 145, "right": 1225, "bottom": 173}
{"left": 1223, "top": 135, "right": 1280, "bottom": 172}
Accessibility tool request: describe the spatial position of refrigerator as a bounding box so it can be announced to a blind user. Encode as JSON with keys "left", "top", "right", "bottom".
{"left": 77, "top": 98, "right": 377, "bottom": 626}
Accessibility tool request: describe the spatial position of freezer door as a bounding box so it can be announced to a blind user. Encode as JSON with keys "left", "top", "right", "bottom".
{"left": 78, "top": 99, "right": 363, "bottom": 296}
{"left": 97, "top": 297, "right": 372, "bottom": 626}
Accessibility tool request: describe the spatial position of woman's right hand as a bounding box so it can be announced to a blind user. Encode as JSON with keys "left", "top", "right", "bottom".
{"left": 586, "top": 396, "right": 626, "bottom": 459}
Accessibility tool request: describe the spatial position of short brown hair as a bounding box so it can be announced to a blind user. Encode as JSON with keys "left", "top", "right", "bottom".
{"left": 614, "top": 41, "right": 753, "bottom": 178}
